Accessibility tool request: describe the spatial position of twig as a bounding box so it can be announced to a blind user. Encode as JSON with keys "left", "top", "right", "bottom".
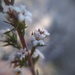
{"left": 17, "top": 29, "right": 35, "bottom": 75}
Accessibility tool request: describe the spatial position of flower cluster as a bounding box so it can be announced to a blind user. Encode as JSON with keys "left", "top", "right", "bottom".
{"left": 15, "top": 48, "right": 27, "bottom": 60}
{"left": 31, "top": 29, "right": 50, "bottom": 47}
{"left": 0, "top": 1, "right": 50, "bottom": 75}
{"left": 3, "top": 5, "right": 32, "bottom": 24}
{"left": 10, "top": 48, "right": 27, "bottom": 67}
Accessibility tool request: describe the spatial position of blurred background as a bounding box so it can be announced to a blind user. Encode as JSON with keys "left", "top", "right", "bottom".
{"left": 0, "top": 0, "right": 75, "bottom": 75}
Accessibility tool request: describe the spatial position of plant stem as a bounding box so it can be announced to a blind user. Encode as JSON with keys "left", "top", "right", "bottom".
{"left": 17, "top": 29, "right": 35, "bottom": 75}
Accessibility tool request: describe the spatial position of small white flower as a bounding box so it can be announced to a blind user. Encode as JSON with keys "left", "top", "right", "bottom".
{"left": 32, "top": 40, "right": 38, "bottom": 46}
{"left": 19, "top": 5, "right": 26, "bottom": 13}
{"left": 34, "top": 30, "right": 40, "bottom": 38}
{"left": 18, "top": 48, "right": 27, "bottom": 60}
{"left": 20, "top": 54, "right": 25, "bottom": 60}
{"left": 25, "top": 16, "right": 32, "bottom": 23}
{"left": 21, "top": 54, "right": 25, "bottom": 58}
{"left": 18, "top": 13, "right": 25, "bottom": 22}
{"left": 43, "top": 29, "right": 50, "bottom": 36}
{"left": 13, "top": 6, "right": 21, "bottom": 13}
{"left": 20, "top": 48, "right": 26, "bottom": 53}
{"left": 39, "top": 34, "right": 46, "bottom": 40}
{"left": 31, "top": 35, "right": 36, "bottom": 41}
{"left": 32, "top": 49, "right": 45, "bottom": 59}
{"left": 3, "top": 4, "right": 32, "bottom": 24}
{"left": 3, "top": 5, "right": 14, "bottom": 13}
{"left": 38, "top": 40, "right": 45, "bottom": 46}
{"left": 25, "top": 10, "right": 32, "bottom": 17}
{"left": 16, "top": 52, "right": 22, "bottom": 58}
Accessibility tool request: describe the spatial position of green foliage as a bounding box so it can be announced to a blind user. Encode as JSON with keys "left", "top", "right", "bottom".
{"left": 18, "top": 22, "right": 26, "bottom": 36}
{"left": 19, "top": 55, "right": 28, "bottom": 67}
{"left": 3, "top": 31, "right": 21, "bottom": 49}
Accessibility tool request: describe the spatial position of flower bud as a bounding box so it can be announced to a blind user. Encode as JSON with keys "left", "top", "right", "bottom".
{"left": 38, "top": 40, "right": 45, "bottom": 46}
{"left": 18, "top": 13, "right": 25, "bottom": 22}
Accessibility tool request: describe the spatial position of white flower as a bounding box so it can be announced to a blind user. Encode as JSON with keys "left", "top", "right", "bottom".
{"left": 13, "top": 6, "right": 21, "bottom": 13}
{"left": 31, "top": 35, "right": 36, "bottom": 41}
{"left": 32, "top": 49, "right": 45, "bottom": 59}
{"left": 39, "top": 34, "right": 46, "bottom": 40}
{"left": 17, "top": 48, "right": 27, "bottom": 60}
{"left": 16, "top": 52, "right": 22, "bottom": 58}
{"left": 24, "top": 10, "right": 32, "bottom": 23}
{"left": 25, "top": 10, "right": 32, "bottom": 17}
{"left": 3, "top": 4, "right": 32, "bottom": 24}
{"left": 43, "top": 29, "right": 50, "bottom": 36}
{"left": 18, "top": 13, "right": 25, "bottom": 22}
{"left": 25, "top": 16, "right": 32, "bottom": 23}
{"left": 20, "top": 48, "right": 26, "bottom": 53}
{"left": 34, "top": 30, "right": 40, "bottom": 38}
{"left": 21, "top": 54, "right": 25, "bottom": 59}
{"left": 32, "top": 40, "right": 38, "bottom": 46}
{"left": 19, "top": 5, "right": 26, "bottom": 13}
{"left": 38, "top": 40, "right": 45, "bottom": 46}
{"left": 31, "top": 29, "right": 50, "bottom": 47}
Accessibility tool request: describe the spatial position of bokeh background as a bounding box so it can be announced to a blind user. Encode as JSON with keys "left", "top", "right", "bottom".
{"left": 0, "top": 0, "right": 75, "bottom": 75}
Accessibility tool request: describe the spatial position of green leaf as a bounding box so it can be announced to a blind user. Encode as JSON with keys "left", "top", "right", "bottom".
{"left": 17, "top": 22, "right": 27, "bottom": 36}
{"left": 4, "top": 21, "right": 14, "bottom": 26}
{"left": 2, "top": 31, "right": 22, "bottom": 49}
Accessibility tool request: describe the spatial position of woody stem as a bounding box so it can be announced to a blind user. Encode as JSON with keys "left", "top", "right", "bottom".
{"left": 17, "top": 29, "right": 35, "bottom": 75}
